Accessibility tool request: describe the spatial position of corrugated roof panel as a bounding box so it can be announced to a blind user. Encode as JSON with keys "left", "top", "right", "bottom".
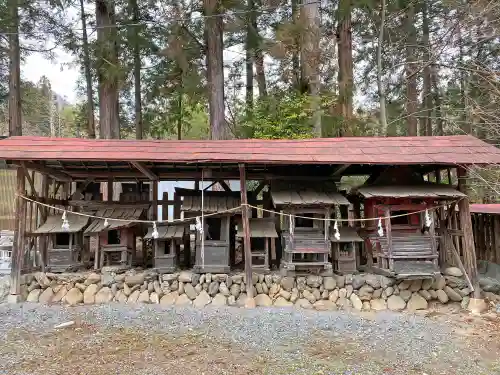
{"left": 0, "top": 135, "right": 499, "bottom": 165}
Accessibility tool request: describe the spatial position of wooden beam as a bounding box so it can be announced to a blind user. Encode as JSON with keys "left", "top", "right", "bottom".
{"left": 239, "top": 163, "right": 253, "bottom": 299}
{"left": 217, "top": 180, "right": 231, "bottom": 192}
{"left": 333, "top": 164, "right": 351, "bottom": 177}
{"left": 9, "top": 167, "right": 25, "bottom": 301}
{"left": 14, "top": 161, "right": 72, "bottom": 182}
{"left": 252, "top": 180, "right": 268, "bottom": 197}
{"left": 457, "top": 166, "right": 480, "bottom": 298}
{"left": 20, "top": 162, "right": 38, "bottom": 198}
{"left": 131, "top": 161, "right": 158, "bottom": 180}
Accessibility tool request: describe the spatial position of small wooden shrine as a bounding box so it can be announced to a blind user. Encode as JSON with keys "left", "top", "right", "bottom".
{"left": 357, "top": 167, "right": 466, "bottom": 279}
{"left": 31, "top": 214, "right": 89, "bottom": 272}
{"left": 331, "top": 226, "right": 363, "bottom": 274}
{"left": 84, "top": 205, "right": 149, "bottom": 268}
{"left": 236, "top": 217, "right": 278, "bottom": 272}
{"left": 145, "top": 224, "right": 187, "bottom": 273}
{"left": 177, "top": 188, "right": 240, "bottom": 273}
{"left": 270, "top": 182, "right": 350, "bottom": 274}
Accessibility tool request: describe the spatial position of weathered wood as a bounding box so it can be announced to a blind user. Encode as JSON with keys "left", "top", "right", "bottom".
{"left": 131, "top": 161, "right": 158, "bottom": 180}
{"left": 39, "top": 175, "right": 50, "bottom": 270}
{"left": 9, "top": 167, "right": 25, "bottom": 298}
{"left": 494, "top": 216, "right": 500, "bottom": 264}
{"left": 15, "top": 161, "right": 71, "bottom": 182}
{"left": 162, "top": 192, "right": 169, "bottom": 221}
{"left": 384, "top": 207, "right": 393, "bottom": 271}
{"left": 457, "top": 167, "right": 480, "bottom": 298}
{"left": 239, "top": 164, "right": 253, "bottom": 298}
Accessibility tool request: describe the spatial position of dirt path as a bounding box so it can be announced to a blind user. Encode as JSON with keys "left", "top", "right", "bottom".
{"left": 0, "top": 303, "right": 499, "bottom": 374}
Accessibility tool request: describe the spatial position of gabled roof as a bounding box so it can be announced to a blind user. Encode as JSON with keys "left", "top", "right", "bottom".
{"left": 33, "top": 214, "right": 89, "bottom": 234}
{"left": 145, "top": 224, "right": 185, "bottom": 239}
{"left": 84, "top": 207, "right": 147, "bottom": 234}
{"left": 236, "top": 218, "right": 278, "bottom": 238}
{"left": 271, "top": 181, "right": 350, "bottom": 206}
{"left": 1, "top": 135, "right": 499, "bottom": 165}
{"left": 357, "top": 184, "right": 466, "bottom": 199}
{"left": 329, "top": 227, "right": 363, "bottom": 242}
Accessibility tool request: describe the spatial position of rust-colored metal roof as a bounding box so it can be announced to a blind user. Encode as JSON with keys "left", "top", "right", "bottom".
{"left": 1, "top": 135, "right": 499, "bottom": 165}
{"left": 470, "top": 204, "right": 500, "bottom": 214}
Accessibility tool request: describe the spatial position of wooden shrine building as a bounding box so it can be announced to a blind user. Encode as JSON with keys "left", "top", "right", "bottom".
{"left": 0, "top": 135, "right": 500, "bottom": 301}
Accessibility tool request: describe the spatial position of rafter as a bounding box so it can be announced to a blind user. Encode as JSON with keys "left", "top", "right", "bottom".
{"left": 130, "top": 161, "right": 158, "bottom": 180}
{"left": 13, "top": 161, "right": 72, "bottom": 182}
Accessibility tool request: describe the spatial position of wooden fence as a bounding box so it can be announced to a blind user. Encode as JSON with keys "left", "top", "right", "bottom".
{"left": 472, "top": 212, "right": 500, "bottom": 263}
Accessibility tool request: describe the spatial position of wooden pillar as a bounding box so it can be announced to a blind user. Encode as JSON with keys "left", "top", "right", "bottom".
{"left": 162, "top": 192, "right": 169, "bottom": 221}
{"left": 239, "top": 164, "right": 253, "bottom": 298}
{"left": 39, "top": 175, "right": 49, "bottom": 270}
{"left": 9, "top": 167, "right": 25, "bottom": 301}
{"left": 146, "top": 180, "right": 158, "bottom": 266}
{"left": 457, "top": 166, "right": 480, "bottom": 298}
{"left": 494, "top": 216, "right": 500, "bottom": 264}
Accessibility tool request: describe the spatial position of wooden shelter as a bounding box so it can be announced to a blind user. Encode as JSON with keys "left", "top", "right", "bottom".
{"left": 356, "top": 167, "right": 467, "bottom": 279}
{"left": 470, "top": 204, "right": 500, "bottom": 264}
{"left": 177, "top": 188, "right": 240, "bottom": 273}
{"left": 31, "top": 213, "right": 89, "bottom": 272}
{"left": 1, "top": 135, "right": 499, "bottom": 301}
{"left": 331, "top": 226, "right": 363, "bottom": 274}
{"left": 270, "top": 181, "right": 350, "bottom": 274}
{"left": 145, "top": 224, "right": 187, "bottom": 273}
{"left": 84, "top": 205, "right": 149, "bottom": 268}
{"left": 236, "top": 218, "right": 278, "bottom": 272}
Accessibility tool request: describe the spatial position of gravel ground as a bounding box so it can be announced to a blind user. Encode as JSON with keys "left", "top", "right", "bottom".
{"left": 0, "top": 303, "right": 499, "bottom": 375}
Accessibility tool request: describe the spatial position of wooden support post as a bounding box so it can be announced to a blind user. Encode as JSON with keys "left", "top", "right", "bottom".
{"left": 239, "top": 164, "right": 253, "bottom": 298}
{"left": 162, "top": 192, "right": 169, "bottom": 221}
{"left": 40, "top": 175, "right": 49, "bottom": 270}
{"left": 494, "top": 216, "right": 500, "bottom": 264}
{"left": 9, "top": 167, "right": 25, "bottom": 301}
{"left": 457, "top": 167, "right": 480, "bottom": 298}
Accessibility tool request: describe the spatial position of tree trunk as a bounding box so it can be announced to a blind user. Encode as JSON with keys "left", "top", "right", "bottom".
{"left": 245, "top": 0, "right": 255, "bottom": 109}
{"left": 337, "top": 0, "right": 353, "bottom": 136}
{"left": 130, "top": 0, "right": 143, "bottom": 139}
{"left": 96, "top": 0, "right": 120, "bottom": 139}
{"left": 377, "top": 0, "right": 388, "bottom": 134}
{"left": 421, "top": 0, "right": 433, "bottom": 136}
{"left": 404, "top": 1, "right": 418, "bottom": 136}
{"left": 204, "top": 0, "right": 226, "bottom": 140}
{"left": 301, "top": 0, "right": 321, "bottom": 137}
{"left": 253, "top": 0, "right": 267, "bottom": 98}
{"left": 431, "top": 64, "right": 444, "bottom": 135}
{"left": 291, "top": 0, "right": 301, "bottom": 90}
{"left": 80, "top": 0, "right": 95, "bottom": 138}
{"left": 8, "top": 0, "right": 21, "bottom": 136}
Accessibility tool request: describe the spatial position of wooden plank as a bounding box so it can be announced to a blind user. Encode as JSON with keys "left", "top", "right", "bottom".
{"left": 239, "top": 164, "right": 253, "bottom": 299}
{"left": 494, "top": 216, "right": 500, "bottom": 264}
{"left": 13, "top": 161, "right": 71, "bottom": 182}
{"left": 130, "top": 161, "right": 158, "bottom": 180}
{"left": 162, "top": 192, "right": 169, "bottom": 221}
{"left": 9, "top": 167, "right": 25, "bottom": 299}
{"left": 457, "top": 167, "right": 480, "bottom": 298}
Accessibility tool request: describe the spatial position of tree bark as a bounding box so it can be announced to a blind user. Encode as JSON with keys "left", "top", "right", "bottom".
{"left": 245, "top": 0, "right": 255, "bottom": 109}
{"left": 204, "top": 0, "right": 226, "bottom": 140}
{"left": 130, "top": 0, "right": 143, "bottom": 139}
{"left": 80, "top": 0, "right": 95, "bottom": 138}
{"left": 301, "top": 0, "right": 321, "bottom": 137}
{"left": 404, "top": 1, "right": 418, "bottom": 136}
{"left": 8, "top": 0, "right": 22, "bottom": 136}
{"left": 421, "top": 0, "right": 433, "bottom": 136}
{"left": 377, "top": 0, "right": 388, "bottom": 134}
{"left": 96, "top": 0, "right": 120, "bottom": 139}
{"left": 337, "top": 0, "right": 353, "bottom": 135}
{"left": 431, "top": 64, "right": 444, "bottom": 135}
{"left": 291, "top": 0, "right": 301, "bottom": 90}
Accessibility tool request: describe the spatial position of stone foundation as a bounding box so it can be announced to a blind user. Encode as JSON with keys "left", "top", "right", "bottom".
{"left": 13, "top": 266, "right": 482, "bottom": 312}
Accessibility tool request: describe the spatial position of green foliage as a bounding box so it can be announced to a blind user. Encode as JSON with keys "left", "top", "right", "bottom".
{"left": 237, "top": 91, "right": 335, "bottom": 139}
